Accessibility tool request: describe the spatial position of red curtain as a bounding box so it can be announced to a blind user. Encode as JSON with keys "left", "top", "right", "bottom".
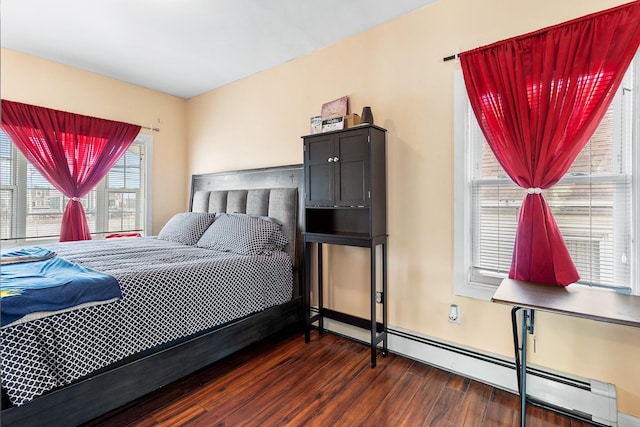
{"left": 460, "top": 1, "right": 640, "bottom": 285}
{"left": 1, "top": 100, "right": 141, "bottom": 242}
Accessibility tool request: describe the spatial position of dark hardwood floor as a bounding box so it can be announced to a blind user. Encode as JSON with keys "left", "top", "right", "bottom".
{"left": 84, "top": 332, "right": 592, "bottom": 427}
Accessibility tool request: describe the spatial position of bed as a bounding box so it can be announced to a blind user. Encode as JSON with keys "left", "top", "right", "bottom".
{"left": 0, "top": 164, "right": 304, "bottom": 426}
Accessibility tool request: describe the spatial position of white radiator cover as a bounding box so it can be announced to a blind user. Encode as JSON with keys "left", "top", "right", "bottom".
{"left": 312, "top": 317, "right": 635, "bottom": 426}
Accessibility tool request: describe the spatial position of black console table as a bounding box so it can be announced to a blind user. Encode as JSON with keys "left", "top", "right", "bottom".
{"left": 302, "top": 125, "right": 388, "bottom": 367}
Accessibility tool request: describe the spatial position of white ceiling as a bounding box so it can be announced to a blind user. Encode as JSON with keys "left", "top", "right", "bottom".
{"left": 1, "top": 0, "right": 436, "bottom": 99}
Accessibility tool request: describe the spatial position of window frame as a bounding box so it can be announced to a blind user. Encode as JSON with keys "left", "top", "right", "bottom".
{"left": 453, "top": 57, "right": 639, "bottom": 299}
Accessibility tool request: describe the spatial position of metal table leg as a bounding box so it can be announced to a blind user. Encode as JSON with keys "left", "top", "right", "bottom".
{"left": 511, "top": 307, "right": 534, "bottom": 427}
{"left": 510, "top": 307, "right": 606, "bottom": 426}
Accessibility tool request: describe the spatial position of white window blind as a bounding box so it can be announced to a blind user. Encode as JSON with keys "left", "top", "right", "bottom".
{"left": 0, "top": 130, "right": 150, "bottom": 244}
{"left": 102, "top": 142, "right": 146, "bottom": 234}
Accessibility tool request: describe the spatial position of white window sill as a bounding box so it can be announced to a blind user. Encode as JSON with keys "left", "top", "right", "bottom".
{"left": 454, "top": 280, "right": 498, "bottom": 301}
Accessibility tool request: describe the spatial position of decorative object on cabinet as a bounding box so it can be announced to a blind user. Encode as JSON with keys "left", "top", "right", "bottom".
{"left": 344, "top": 113, "right": 360, "bottom": 128}
{"left": 302, "top": 124, "right": 388, "bottom": 367}
{"left": 321, "top": 116, "right": 345, "bottom": 132}
{"left": 310, "top": 116, "right": 322, "bottom": 134}
{"left": 360, "top": 106, "right": 374, "bottom": 125}
{"left": 309, "top": 116, "right": 322, "bottom": 135}
{"left": 321, "top": 96, "right": 348, "bottom": 120}
{"left": 319, "top": 114, "right": 362, "bottom": 133}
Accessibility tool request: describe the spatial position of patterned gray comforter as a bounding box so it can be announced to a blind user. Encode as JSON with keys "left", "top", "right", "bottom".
{"left": 1, "top": 237, "right": 293, "bottom": 406}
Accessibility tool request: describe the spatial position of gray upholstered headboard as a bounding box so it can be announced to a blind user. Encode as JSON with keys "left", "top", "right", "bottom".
{"left": 189, "top": 165, "right": 304, "bottom": 295}
{"left": 191, "top": 187, "right": 298, "bottom": 260}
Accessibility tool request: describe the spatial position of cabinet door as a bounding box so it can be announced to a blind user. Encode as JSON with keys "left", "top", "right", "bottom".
{"left": 304, "top": 134, "right": 334, "bottom": 206}
{"left": 334, "top": 129, "right": 369, "bottom": 207}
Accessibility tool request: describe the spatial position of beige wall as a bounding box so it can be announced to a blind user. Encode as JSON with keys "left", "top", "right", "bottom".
{"left": 0, "top": 48, "right": 188, "bottom": 234}
{"left": 187, "top": 0, "right": 640, "bottom": 415}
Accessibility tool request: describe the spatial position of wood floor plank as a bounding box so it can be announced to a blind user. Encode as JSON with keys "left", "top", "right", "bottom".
{"left": 152, "top": 404, "right": 206, "bottom": 427}
{"left": 456, "top": 380, "right": 493, "bottom": 427}
{"left": 365, "top": 360, "right": 433, "bottom": 426}
{"left": 84, "top": 332, "right": 596, "bottom": 427}
{"left": 269, "top": 339, "right": 373, "bottom": 425}
{"left": 393, "top": 367, "right": 451, "bottom": 426}
{"left": 207, "top": 336, "right": 364, "bottom": 425}
{"left": 484, "top": 388, "right": 520, "bottom": 426}
{"left": 421, "top": 383, "right": 466, "bottom": 426}
{"left": 332, "top": 354, "right": 415, "bottom": 426}
{"left": 239, "top": 336, "right": 369, "bottom": 425}
{"left": 445, "top": 371, "right": 471, "bottom": 392}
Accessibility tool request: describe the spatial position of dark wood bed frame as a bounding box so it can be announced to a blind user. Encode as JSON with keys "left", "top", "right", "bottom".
{"left": 0, "top": 164, "right": 305, "bottom": 427}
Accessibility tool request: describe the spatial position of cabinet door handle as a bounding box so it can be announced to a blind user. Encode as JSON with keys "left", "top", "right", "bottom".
{"left": 328, "top": 157, "right": 334, "bottom": 162}
{"left": 333, "top": 157, "right": 339, "bottom": 162}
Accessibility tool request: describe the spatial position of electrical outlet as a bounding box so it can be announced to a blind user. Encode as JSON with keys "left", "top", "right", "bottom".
{"left": 448, "top": 304, "right": 461, "bottom": 324}
{"left": 375, "top": 291, "right": 383, "bottom": 304}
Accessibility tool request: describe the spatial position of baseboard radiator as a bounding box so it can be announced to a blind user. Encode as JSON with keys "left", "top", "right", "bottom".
{"left": 311, "top": 316, "right": 625, "bottom": 426}
{"left": 389, "top": 327, "right": 618, "bottom": 426}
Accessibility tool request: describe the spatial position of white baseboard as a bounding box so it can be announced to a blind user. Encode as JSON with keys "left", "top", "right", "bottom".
{"left": 310, "top": 317, "right": 639, "bottom": 426}
{"left": 619, "top": 413, "right": 640, "bottom": 427}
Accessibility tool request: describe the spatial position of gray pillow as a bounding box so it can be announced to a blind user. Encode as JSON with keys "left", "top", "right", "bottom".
{"left": 196, "top": 213, "right": 288, "bottom": 255}
{"left": 157, "top": 212, "right": 217, "bottom": 245}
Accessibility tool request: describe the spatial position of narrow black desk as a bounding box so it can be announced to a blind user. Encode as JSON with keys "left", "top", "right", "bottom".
{"left": 492, "top": 278, "right": 640, "bottom": 426}
{"left": 303, "top": 232, "right": 388, "bottom": 367}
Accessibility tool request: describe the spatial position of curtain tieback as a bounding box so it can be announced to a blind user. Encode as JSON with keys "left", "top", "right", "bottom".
{"left": 71, "top": 197, "right": 81, "bottom": 202}
{"left": 526, "top": 187, "right": 542, "bottom": 195}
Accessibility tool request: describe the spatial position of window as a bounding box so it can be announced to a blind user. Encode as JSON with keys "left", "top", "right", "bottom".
{"left": 0, "top": 131, "right": 152, "bottom": 245}
{"left": 454, "top": 53, "right": 639, "bottom": 299}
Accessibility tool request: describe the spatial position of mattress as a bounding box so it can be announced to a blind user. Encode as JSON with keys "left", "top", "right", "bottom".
{"left": 1, "top": 237, "right": 293, "bottom": 406}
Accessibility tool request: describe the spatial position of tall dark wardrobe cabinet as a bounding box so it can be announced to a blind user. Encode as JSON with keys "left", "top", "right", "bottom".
{"left": 302, "top": 124, "right": 388, "bottom": 367}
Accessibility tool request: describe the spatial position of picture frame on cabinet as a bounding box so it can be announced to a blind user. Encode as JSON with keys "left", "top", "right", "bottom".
{"left": 321, "top": 96, "right": 348, "bottom": 120}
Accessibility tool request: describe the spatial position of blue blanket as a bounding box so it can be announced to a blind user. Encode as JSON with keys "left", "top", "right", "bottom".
{"left": 1, "top": 248, "right": 122, "bottom": 327}
{"left": 1, "top": 246, "right": 56, "bottom": 265}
